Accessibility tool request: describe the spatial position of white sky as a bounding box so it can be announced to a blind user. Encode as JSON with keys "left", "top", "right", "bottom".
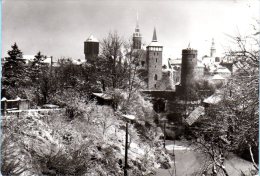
{"left": 2, "top": 0, "right": 260, "bottom": 65}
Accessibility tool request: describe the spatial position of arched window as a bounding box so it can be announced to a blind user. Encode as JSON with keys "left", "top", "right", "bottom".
{"left": 154, "top": 74, "right": 158, "bottom": 80}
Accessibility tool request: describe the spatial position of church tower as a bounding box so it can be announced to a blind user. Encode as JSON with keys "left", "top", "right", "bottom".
{"left": 210, "top": 38, "right": 216, "bottom": 57}
{"left": 146, "top": 28, "right": 163, "bottom": 89}
{"left": 133, "top": 14, "right": 142, "bottom": 49}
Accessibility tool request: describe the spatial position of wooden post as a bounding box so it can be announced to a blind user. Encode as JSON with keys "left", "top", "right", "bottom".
{"left": 2, "top": 98, "right": 7, "bottom": 116}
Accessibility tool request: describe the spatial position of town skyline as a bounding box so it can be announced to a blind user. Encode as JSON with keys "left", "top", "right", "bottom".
{"left": 2, "top": 0, "right": 259, "bottom": 64}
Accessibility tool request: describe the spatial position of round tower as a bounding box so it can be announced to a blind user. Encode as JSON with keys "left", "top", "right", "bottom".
{"left": 180, "top": 48, "right": 197, "bottom": 88}
{"left": 84, "top": 35, "right": 99, "bottom": 62}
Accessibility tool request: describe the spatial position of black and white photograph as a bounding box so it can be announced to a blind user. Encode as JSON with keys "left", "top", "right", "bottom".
{"left": 1, "top": 0, "right": 259, "bottom": 175}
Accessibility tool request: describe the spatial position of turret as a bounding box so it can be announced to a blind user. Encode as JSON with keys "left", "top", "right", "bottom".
{"left": 180, "top": 47, "right": 198, "bottom": 88}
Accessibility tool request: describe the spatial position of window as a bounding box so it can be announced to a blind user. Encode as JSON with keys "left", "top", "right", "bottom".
{"left": 154, "top": 84, "right": 157, "bottom": 88}
{"left": 141, "top": 61, "right": 145, "bottom": 67}
{"left": 154, "top": 74, "right": 158, "bottom": 80}
{"left": 156, "top": 58, "right": 157, "bottom": 62}
{"left": 154, "top": 52, "right": 155, "bottom": 56}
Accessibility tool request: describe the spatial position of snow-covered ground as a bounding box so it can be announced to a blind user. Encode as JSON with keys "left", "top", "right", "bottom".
{"left": 156, "top": 140, "right": 256, "bottom": 176}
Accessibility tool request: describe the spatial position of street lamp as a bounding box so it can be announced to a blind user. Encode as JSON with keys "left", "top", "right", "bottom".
{"left": 161, "top": 117, "right": 167, "bottom": 148}
{"left": 122, "top": 114, "right": 135, "bottom": 176}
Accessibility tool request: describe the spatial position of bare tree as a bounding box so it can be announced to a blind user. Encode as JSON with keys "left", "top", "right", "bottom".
{"left": 190, "top": 23, "right": 259, "bottom": 175}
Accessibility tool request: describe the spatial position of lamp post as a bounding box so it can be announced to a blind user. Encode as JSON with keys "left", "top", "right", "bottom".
{"left": 161, "top": 117, "right": 167, "bottom": 149}
{"left": 122, "top": 114, "right": 135, "bottom": 176}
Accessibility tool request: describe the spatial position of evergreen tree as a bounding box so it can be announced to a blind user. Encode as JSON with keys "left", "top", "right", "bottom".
{"left": 2, "top": 43, "right": 26, "bottom": 89}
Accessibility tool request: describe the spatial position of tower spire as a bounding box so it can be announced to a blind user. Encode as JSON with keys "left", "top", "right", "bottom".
{"left": 136, "top": 12, "right": 139, "bottom": 28}
{"left": 211, "top": 38, "right": 215, "bottom": 48}
{"left": 210, "top": 38, "right": 216, "bottom": 57}
{"left": 133, "top": 13, "right": 142, "bottom": 50}
{"left": 152, "top": 27, "right": 157, "bottom": 42}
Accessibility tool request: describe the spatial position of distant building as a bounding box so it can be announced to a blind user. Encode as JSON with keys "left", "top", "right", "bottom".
{"left": 84, "top": 35, "right": 99, "bottom": 62}
{"left": 133, "top": 16, "right": 142, "bottom": 50}
{"left": 201, "top": 39, "right": 222, "bottom": 67}
{"left": 168, "top": 58, "right": 181, "bottom": 84}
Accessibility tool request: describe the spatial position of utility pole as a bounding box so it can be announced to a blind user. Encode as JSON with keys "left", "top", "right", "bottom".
{"left": 124, "top": 122, "right": 128, "bottom": 176}
{"left": 122, "top": 114, "right": 135, "bottom": 176}
{"left": 161, "top": 117, "right": 167, "bottom": 148}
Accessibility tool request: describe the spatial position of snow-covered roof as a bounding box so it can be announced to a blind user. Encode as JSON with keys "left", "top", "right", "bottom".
{"left": 122, "top": 114, "right": 135, "bottom": 120}
{"left": 212, "top": 74, "right": 225, "bottom": 80}
{"left": 71, "top": 59, "right": 85, "bottom": 65}
{"left": 22, "top": 55, "right": 35, "bottom": 61}
{"left": 22, "top": 55, "right": 53, "bottom": 65}
{"left": 196, "top": 62, "right": 205, "bottom": 68}
{"left": 92, "top": 93, "right": 113, "bottom": 100}
{"left": 216, "top": 66, "right": 231, "bottom": 73}
{"left": 86, "top": 35, "right": 99, "bottom": 42}
{"left": 147, "top": 41, "right": 162, "bottom": 47}
{"left": 169, "top": 58, "right": 182, "bottom": 65}
{"left": 162, "top": 68, "right": 172, "bottom": 73}
{"left": 186, "top": 106, "right": 205, "bottom": 126}
{"left": 203, "top": 94, "right": 222, "bottom": 104}
{"left": 42, "top": 57, "right": 52, "bottom": 64}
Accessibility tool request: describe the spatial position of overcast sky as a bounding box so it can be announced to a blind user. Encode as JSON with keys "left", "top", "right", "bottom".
{"left": 2, "top": 0, "right": 259, "bottom": 64}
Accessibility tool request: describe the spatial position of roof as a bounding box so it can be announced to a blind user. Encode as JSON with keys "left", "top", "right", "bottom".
{"left": 196, "top": 62, "right": 205, "bottom": 68}
{"left": 147, "top": 41, "right": 162, "bottom": 47}
{"left": 42, "top": 104, "right": 59, "bottom": 109}
{"left": 71, "top": 59, "right": 85, "bottom": 65}
{"left": 162, "top": 68, "right": 172, "bottom": 73}
{"left": 86, "top": 35, "right": 99, "bottom": 42}
{"left": 42, "top": 57, "right": 53, "bottom": 64}
{"left": 92, "top": 93, "right": 113, "bottom": 100}
{"left": 186, "top": 106, "right": 205, "bottom": 126}
{"left": 122, "top": 114, "right": 135, "bottom": 120}
{"left": 216, "top": 65, "right": 231, "bottom": 73}
{"left": 203, "top": 94, "right": 222, "bottom": 104}
{"left": 23, "top": 55, "right": 35, "bottom": 61}
{"left": 22, "top": 55, "right": 54, "bottom": 65}
{"left": 152, "top": 27, "right": 157, "bottom": 41}
{"left": 168, "top": 58, "right": 182, "bottom": 65}
{"left": 212, "top": 74, "right": 225, "bottom": 80}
